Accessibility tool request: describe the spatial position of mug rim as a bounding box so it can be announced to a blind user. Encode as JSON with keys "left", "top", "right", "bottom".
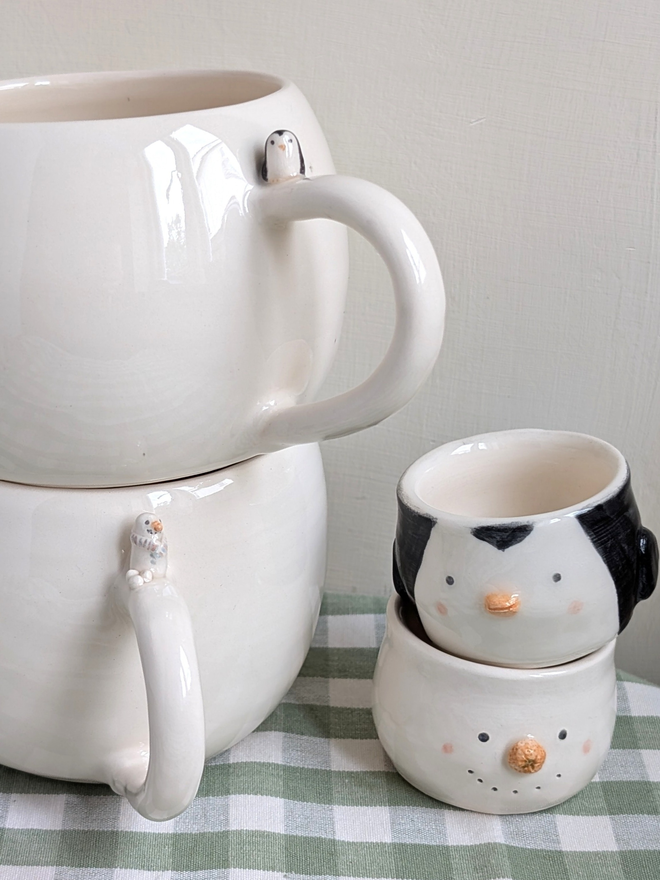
{"left": 0, "top": 69, "right": 291, "bottom": 125}
{"left": 398, "top": 428, "right": 628, "bottom": 526}
{"left": 388, "top": 595, "right": 616, "bottom": 680}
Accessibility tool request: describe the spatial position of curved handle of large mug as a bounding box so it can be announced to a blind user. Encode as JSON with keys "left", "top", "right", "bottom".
{"left": 253, "top": 175, "right": 445, "bottom": 445}
{"left": 109, "top": 579, "right": 206, "bottom": 821}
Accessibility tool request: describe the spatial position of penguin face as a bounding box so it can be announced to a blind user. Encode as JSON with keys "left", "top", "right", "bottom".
{"left": 261, "top": 130, "right": 305, "bottom": 183}
{"left": 133, "top": 514, "right": 163, "bottom": 538}
{"left": 411, "top": 514, "right": 620, "bottom": 667}
{"left": 394, "top": 471, "right": 658, "bottom": 667}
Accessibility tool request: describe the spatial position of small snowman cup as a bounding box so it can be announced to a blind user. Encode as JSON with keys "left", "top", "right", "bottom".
{"left": 393, "top": 429, "right": 658, "bottom": 668}
{"left": 372, "top": 596, "right": 617, "bottom": 814}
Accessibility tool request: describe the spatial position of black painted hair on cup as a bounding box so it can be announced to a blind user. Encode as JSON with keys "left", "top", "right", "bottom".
{"left": 576, "top": 472, "right": 658, "bottom": 631}
{"left": 471, "top": 523, "right": 533, "bottom": 551}
{"left": 392, "top": 496, "right": 436, "bottom": 602}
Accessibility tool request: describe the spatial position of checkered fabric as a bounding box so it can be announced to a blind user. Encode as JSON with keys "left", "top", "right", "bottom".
{"left": 0, "top": 593, "right": 658, "bottom": 879}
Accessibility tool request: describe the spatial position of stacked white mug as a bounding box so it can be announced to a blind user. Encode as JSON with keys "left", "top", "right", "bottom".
{"left": 0, "top": 70, "right": 445, "bottom": 820}
{"left": 373, "top": 429, "right": 658, "bottom": 813}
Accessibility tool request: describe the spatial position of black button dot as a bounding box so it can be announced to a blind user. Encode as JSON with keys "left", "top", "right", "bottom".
{"left": 558, "top": 729, "right": 567, "bottom": 740}
{"left": 556, "top": 774, "right": 562, "bottom": 778}
{"left": 553, "top": 573, "right": 562, "bottom": 582}
{"left": 491, "top": 787, "right": 497, "bottom": 791}
{"left": 446, "top": 576, "right": 454, "bottom": 585}
{"left": 535, "top": 786, "right": 541, "bottom": 790}
{"left": 478, "top": 732, "right": 490, "bottom": 742}
{"left": 512, "top": 790, "right": 518, "bottom": 794}
{"left": 467, "top": 769, "right": 474, "bottom": 774}
{"left": 477, "top": 779, "right": 483, "bottom": 783}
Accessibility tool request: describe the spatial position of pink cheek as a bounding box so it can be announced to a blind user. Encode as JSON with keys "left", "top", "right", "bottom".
{"left": 436, "top": 602, "right": 448, "bottom": 616}
{"left": 583, "top": 739, "right": 592, "bottom": 754}
{"left": 568, "top": 600, "right": 584, "bottom": 615}
{"left": 442, "top": 743, "right": 454, "bottom": 754}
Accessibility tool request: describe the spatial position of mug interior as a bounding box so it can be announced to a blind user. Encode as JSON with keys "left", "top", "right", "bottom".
{"left": 411, "top": 430, "right": 624, "bottom": 518}
{"left": 0, "top": 70, "right": 283, "bottom": 122}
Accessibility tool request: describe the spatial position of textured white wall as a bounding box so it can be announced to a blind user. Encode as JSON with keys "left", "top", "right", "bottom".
{"left": 1, "top": 1, "right": 659, "bottom": 681}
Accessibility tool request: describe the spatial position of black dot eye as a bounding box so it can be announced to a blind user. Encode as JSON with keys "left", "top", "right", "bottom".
{"left": 478, "top": 732, "right": 489, "bottom": 742}
{"left": 144, "top": 519, "right": 149, "bottom": 525}
{"left": 270, "top": 140, "right": 275, "bottom": 145}
{"left": 288, "top": 138, "right": 293, "bottom": 143}
{"left": 553, "top": 573, "right": 562, "bottom": 582}
{"left": 558, "top": 729, "right": 567, "bottom": 740}
{"left": 446, "top": 576, "right": 455, "bottom": 585}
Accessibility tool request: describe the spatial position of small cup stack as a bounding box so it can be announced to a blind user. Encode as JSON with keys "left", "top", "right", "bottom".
{"left": 372, "top": 428, "right": 658, "bottom": 814}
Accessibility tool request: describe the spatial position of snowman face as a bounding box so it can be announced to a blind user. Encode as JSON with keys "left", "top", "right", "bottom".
{"left": 413, "top": 514, "right": 620, "bottom": 667}
{"left": 451, "top": 724, "right": 590, "bottom": 798}
{"left": 372, "top": 597, "right": 618, "bottom": 814}
{"left": 134, "top": 514, "right": 163, "bottom": 538}
{"left": 423, "top": 696, "right": 614, "bottom": 813}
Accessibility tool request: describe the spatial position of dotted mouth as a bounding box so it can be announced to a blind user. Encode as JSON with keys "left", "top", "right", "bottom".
{"left": 467, "top": 767, "right": 564, "bottom": 794}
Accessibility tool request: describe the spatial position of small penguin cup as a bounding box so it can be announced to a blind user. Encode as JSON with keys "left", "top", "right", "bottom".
{"left": 372, "top": 596, "right": 617, "bottom": 814}
{"left": 393, "top": 429, "right": 658, "bottom": 667}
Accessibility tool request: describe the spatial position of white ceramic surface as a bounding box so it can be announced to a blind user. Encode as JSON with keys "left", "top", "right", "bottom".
{"left": 394, "top": 429, "right": 658, "bottom": 667}
{"left": 0, "top": 443, "right": 327, "bottom": 820}
{"left": 0, "top": 69, "right": 445, "bottom": 488}
{"left": 372, "top": 596, "right": 617, "bottom": 814}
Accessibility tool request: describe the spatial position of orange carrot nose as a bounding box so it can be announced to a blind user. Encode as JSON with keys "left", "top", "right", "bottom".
{"left": 508, "top": 739, "right": 546, "bottom": 773}
{"left": 484, "top": 592, "right": 520, "bottom": 615}
{"left": 278, "top": 143, "right": 286, "bottom": 151}
{"left": 152, "top": 520, "right": 163, "bottom": 532}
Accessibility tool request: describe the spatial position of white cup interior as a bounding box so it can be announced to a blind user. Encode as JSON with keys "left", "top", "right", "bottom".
{"left": 411, "top": 431, "right": 624, "bottom": 518}
{"left": 0, "top": 70, "right": 282, "bottom": 123}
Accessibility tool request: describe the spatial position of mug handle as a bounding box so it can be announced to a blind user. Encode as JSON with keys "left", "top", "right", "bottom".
{"left": 108, "top": 578, "right": 206, "bottom": 821}
{"left": 252, "top": 175, "right": 445, "bottom": 446}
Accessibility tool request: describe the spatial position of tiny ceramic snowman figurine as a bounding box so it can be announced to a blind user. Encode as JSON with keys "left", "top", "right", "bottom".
{"left": 126, "top": 513, "right": 168, "bottom": 589}
{"left": 261, "top": 130, "right": 306, "bottom": 183}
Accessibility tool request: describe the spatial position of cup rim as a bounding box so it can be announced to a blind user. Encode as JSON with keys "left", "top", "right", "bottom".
{"left": 387, "top": 595, "right": 616, "bottom": 679}
{"left": 0, "top": 69, "right": 291, "bottom": 126}
{"left": 398, "top": 428, "right": 628, "bottom": 526}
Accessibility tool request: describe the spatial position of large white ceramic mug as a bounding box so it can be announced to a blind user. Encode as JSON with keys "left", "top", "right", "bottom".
{"left": 0, "top": 69, "right": 445, "bottom": 487}
{"left": 0, "top": 443, "right": 326, "bottom": 821}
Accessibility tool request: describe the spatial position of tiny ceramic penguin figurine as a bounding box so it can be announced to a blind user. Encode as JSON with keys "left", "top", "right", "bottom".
{"left": 126, "top": 512, "right": 168, "bottom": 589}
{"left": 393, "top": 472, "right": 658, "bottom": 667}
{"left": 261, "top": 130, "right": 306, "bottom": 184}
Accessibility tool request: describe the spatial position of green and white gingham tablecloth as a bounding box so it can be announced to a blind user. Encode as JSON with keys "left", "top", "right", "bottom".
{"left": 0, "top": 593, "right": 659, "bottom": 879}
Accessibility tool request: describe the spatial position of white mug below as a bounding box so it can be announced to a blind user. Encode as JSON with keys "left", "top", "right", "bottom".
{"left": 372, "top": 596, "right": 617, "bottom": 815}
{"left": 0, "top": 69, "right": 445, "bottom": 487}
{"left": 0, "top": 443, "right": 327, "bottom": 821}
{"left": 394, "top": 429, "right": 658, "bottom": 668}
